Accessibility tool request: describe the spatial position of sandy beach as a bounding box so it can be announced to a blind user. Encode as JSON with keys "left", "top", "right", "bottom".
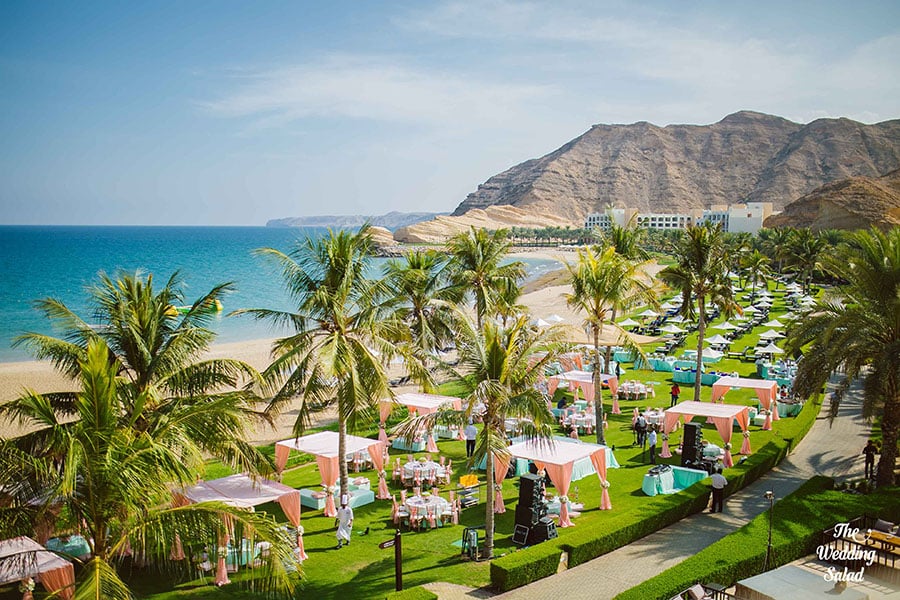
{"left": 0, "top": 248, "right": 660, "bottom": 444}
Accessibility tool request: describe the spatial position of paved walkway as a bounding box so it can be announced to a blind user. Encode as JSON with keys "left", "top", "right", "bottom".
{"left": 428, "top": 380, "right": 871, "bottom": 600}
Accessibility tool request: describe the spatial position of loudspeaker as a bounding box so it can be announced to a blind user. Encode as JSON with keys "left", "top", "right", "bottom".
{"left": 681, "top": 422, "right": 702, "bottom": 466}
{"left": 528, "top": 517, "right": 558, "bottom": 544}
{"left": 518, "top": 473, "right": 544, "bottom": 505}
{"left": 515, "top": 503, "right": 547, "bottom": 527}
{"left": 512, "top": 524, "right": 530, "bottom": 546}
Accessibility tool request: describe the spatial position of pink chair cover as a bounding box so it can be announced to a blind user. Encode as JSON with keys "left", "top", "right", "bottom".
{"left": 367, "top": 441, "right": 391, "bottom": 499}
{"left": 39, "top": 564, "right": 75, "bottom": 600}
{"left": 493, "top": 454, "right": 511, "bottom": 514}
{"left": 426, "top": 432, "right": 439, "bottom": 453}
{"left": 316, "top": 456, "right": 339, "bottom": 517}
{"left": 452, "top": 499, "right": 459, "bottom": 525}
{"left": 589, "top": 449, "right": 612, "bottom": 510}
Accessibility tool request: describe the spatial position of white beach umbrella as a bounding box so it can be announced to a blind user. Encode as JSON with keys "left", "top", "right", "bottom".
{"left": 758, "top": 343, "right": 785, "bottom": 355}
{"left": 733, "top": 313, "right": 748, "bottom": 321}
{"left": 702, "top": 348, "right": 724, "bottom": 359}
{"left": 660, "top": 301, "right": 678, "bottom": 310}
{"left": 781, "top": 312, "right": 797, "bottom": 321}
{"left": 712, "top": 321, "right": 739, "bottom": 330}
{"left": 669, "top": 314, "right": 687, "bottom": 323}
{"left": 759, "top": 329, "right": 785, "bottom": 340}
{"left": 706, "top": 334, "right": 731, "bottom": 345}
{"left": 546, "top": 314, "right": 565, "bottom": 323}
{"left": 660, "top": 324, "right": 685, "bottom": 334}
{"left": 743, "top": 305, "right": 760, "bottom": 314}
{"left": 763, "top": 319, "right": 784, "bottom": 328}
{"left": 618, "top": 318, "right": 640, "bottom": 327}
{"left": 531, "top": 318, "right": 551, "bottom": 328}
{"left": 638, "top": 309, "right": 660, "bottom": 318}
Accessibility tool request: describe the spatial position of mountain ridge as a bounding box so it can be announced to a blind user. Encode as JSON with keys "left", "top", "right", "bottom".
{"left": 267, "top": 211, "right": 445, "bottom": 231}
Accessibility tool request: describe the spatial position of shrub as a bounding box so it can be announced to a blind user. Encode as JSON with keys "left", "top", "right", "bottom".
{"left": 490, "top": 542, "right": 562, "bottom": 593}
{"left": 615, "top": 479, "right": 900, "bottom": 600}
{"left": 384, "top": 588, "right": 438, "bottom": 600}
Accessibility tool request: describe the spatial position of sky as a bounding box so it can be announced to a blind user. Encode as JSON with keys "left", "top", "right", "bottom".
{"left": 1, "top": 1, "right": 899, "bottom": 226}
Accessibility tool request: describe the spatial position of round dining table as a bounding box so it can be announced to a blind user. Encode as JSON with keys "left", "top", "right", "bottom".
{"left": 402, "top": 460, "right": 446, "bottom": 482}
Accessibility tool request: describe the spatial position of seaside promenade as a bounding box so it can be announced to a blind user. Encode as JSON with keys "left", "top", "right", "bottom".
{"left": 426, "top": 378, "right": 871, "bottom": 599}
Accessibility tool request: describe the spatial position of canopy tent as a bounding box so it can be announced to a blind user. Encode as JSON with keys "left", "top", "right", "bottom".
{"left": 758, "top": 343, "right": 785, "bottom": 355}
{"left": 548, "top": 370, "right": 620, "bottom": 412}
{"left": 706, "top": 334, "right": 731, "bottom": 345}
{"left": 660, "top": 324, "right": 685, "bottom": 334}
{"left": 711, "top": 376, "right": 779, "bottom": 429}
{"left": 546, "top": 314, "right": 566, "bottom": 323}
{"left": 617, "top": 318, "right": 639, "bottom": 327}
{"left": 759, "top": 329, "right": 784, "bottom": 340}
{"left": 762, "top": 319, "right": 784, "bottom": 328}
{"left": 668, "top": 314, "right": 687, "bottom": 323}
{"left": 638, "top": 309, "right": 659, "bottom": 318}
{"left": 662, "top": 401, "right": 751, "bottom": 468}
{"left": 711, "top": 321, "right": 738, "bottom": 331}
{"left": 378, "top": 393, "right": 463, "bottom": 450}
{"left": 0, "top": 537, "right": 74, "bottom": 600}
{"left": 175, "top": 474, "right": 305, "bottom": 583}
{"left": 275, "top": 431, "right": 388, "bottom": 516}
{"left": 531, "top": 318, "right": 551, "bottom": 328}
{"left": 505, "top": 439, "right": 611, "bottom": 527}
{"left": 743, "top": 305, "right": 760, "bottom": 314}
{"left": 660, "top": 301, "right": 679, "bottom": 310}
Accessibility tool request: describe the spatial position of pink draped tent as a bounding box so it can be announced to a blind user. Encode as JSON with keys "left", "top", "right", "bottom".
{"left": 711, "top": 377, "right": 779, "bottom": 429}
{"left": 275, "top": 431, "right": 389, "bottom": 516}
{"left": 174, "top": 474, "right": 305, "bottom": 585}
{"left": 661, "top": 401, "right": 751, "bottom": 468}
{"left": 505, "top": 439, "right": 612, "bottom": 528}
{"left": 0, "top": 536, "right": 75, "bottom": 600}
{"left": 378, "top": 393, "right": 464, "bottom": 450}
{"left": 547, "top": 370, "right": 620, "bottom": 413}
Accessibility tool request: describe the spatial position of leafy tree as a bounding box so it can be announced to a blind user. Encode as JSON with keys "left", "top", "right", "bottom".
{"left": 446, "top": 227, "right": 525, "bottom": 330}
{"left": 0, "top": 339, "right": 297, "bottom": 599}
{"left": 660, "top": 224, "right": 738, "bottom": 401}
{"left": 397, "top": 315, "right": 563, "bottom": 559}
{"left": 239, "top": 225, "right": 398, "bottom": 501}
{"left": 566, "top": 246, "right": 657, "bottom": 443}
{"left": 741, "top": 249, "right": 772, "bottom": 297}
{"left": 13, "top": 271, "right": 267, "bottom": 474}
{"left": 783, "top": 228, "right": 826, "bottom": 293}
{"left": 784, "top": 228, "right": 900, "bottom": 487}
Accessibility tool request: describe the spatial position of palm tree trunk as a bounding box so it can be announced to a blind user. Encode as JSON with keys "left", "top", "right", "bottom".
{"left": 338, "top": 419, "right": 349, "bottom": 503}
{"left": 483, "top": 419, "right": 495, "bottom": 559}
{"left": 594, "top": 326, "right": 605, "bottom": 445}
{"left": 876, "top": 380, "right": 899, "bottom": 487}
{"left": 604, "top": 308, "right": 617, "bottom": 375}
{"left": 694, "top": 295, "right": 706, "bottom": 401}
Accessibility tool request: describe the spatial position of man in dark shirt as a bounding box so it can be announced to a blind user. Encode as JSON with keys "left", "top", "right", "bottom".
{"left": 863, "top": 440, "right": 878, "bottom": 478}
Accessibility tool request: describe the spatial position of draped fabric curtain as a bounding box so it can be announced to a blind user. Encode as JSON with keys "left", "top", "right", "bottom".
{"left": 169, "top": 493, "right": 189, "bottom": 560}
{"left": 711, "top": 416, "right": 735, "bottom": 468}
{"left": 378, "top": 401, "right": 393, "bottom": 443}
{"left": 367, "top": 441, "right": 391, "bottom": 499}
{"left": 492, "top": 455, "right": 511, "bottom": 514}
{"left": 275, "top": 491, "right": 307, "bottom": 561}
{"left": 38, "top": 564, "right": 74, "bottom": 600}
{"left": 275, "top": 443, "right": 291, "bottom": 473}
{"left": 588, "top": 449, "right": 612, "bottom": 510}
{"left": 537, "top": 461, "right": 575, "bottom": 527}
{"left": 661, "top": 412, "right": 681, "bottom": 458}
{"left": 316, "top": 456, "right": 339, "bottom": 517}
{"left": 215, "top": 514, "right": 233, "bottom": 586}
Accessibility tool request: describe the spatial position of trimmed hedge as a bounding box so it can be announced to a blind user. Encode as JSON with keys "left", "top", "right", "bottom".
{"left": 488, "top": 394, "right": 824, "bottom": 592}
{"left": 384, "top": 588, "right": 438, "bottom": 600}
{"left": 490, "top": 542, "right": 562, "bottom": 593}
{"left": 615, "top": 478, "right": 900, "bottom": 600}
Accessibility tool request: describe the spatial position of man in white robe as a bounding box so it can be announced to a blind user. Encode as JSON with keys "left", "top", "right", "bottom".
{"left": 335, "top": 496, "right": 354, "bottom": 549}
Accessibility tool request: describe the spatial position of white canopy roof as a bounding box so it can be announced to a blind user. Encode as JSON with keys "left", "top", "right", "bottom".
{"left": 666, "top": 400, "right": 750, "bottom": 420}
{"left": 743, "top": 305, "right": 760, "bottom": 313}
{"left": 618, "top": 318, "right": 639, "bottom": 327}
{"left": 0, "top": 536, "right": 71, "bottom": 585}
{"left": 668, "top": 314, "right": 687, "bottom": 323}
{"left": 531, "top": 318, "right": 551, "bottom": 328}
{"left": 506, "top": 439, "right": 605, "bottom": 466}
{"left": 706, "top": 334, "right": 730, "bottom": 344}
{"left": 758, "top": 343, "right": 785, "bottom": 354}
{"left": 759, "top": 329, "right": 785, "bottom": 340}
{"left": 660, "top": 324, "right": 685, "bottom": 334}
{"left": 638, "top": 309, "right": 659, "bottom": 318}
{"left": 177, "top": 474, "right": 298, "bottom": 508}
{"left": 386, "top": 392, "right": 461, "bottom": 412}
{"left": 546, "top": 314, "right": 565, "bottom": 323}
{"left": 276, "top": 430, "right": 377, "bottom": 459}
{"left": 712, "top": 321, "right": 738, "bottom": 330}
{"left": 763, "top": 319, "right": 784, "bottom": 328}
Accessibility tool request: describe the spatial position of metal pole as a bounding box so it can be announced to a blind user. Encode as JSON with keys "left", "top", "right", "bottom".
{"left": 394, "top": 529, "right": 402, "bottom": 591}
{"left": 764, "top": 495, "right": 774, "bottom": 571}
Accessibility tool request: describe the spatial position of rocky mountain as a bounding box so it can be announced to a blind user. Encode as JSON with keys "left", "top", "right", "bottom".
{"left": 451, "top": 111, "right": 900, "bottom": 222}
{"left": 765, "top": 168, "right": 900, "bottom": 231}
{"left": 267, "top": 211, "right": 445, "bottom": 231}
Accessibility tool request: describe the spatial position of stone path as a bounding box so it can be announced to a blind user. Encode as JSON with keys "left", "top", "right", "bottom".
{"left": 430, "top": 379, "right": 872, "bottom": 599}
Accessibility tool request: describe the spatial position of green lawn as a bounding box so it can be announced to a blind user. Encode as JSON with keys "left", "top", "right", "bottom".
{"left": 103, "top": 281, "right": 811, "bottom": 599}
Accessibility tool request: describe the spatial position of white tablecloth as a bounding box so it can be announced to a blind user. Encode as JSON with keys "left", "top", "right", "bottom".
{"left": 403, "top": 461, "right": 446, "bottom": 480}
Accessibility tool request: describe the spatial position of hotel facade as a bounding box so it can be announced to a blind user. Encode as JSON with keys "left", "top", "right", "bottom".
{"left": 584, "top": 203, "right": 774, "bottom": 234}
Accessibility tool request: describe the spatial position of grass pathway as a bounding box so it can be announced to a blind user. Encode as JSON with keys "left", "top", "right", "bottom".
{"left": 480, "top": 377, "right": 869, "bottom": 600}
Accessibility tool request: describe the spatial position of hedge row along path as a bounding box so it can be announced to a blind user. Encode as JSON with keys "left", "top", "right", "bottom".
{"left": 469, "top": 378, "right": 868, "bottom": 600}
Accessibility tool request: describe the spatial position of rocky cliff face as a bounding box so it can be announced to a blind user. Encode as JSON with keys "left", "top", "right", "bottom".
{"left": 765, "top": 169, "right": 900, "bottom": 231}
{"left": 394, "top": 205, "right": 575, "bottom": 244}
{"left": 452, "top": 111, "right": 900, "bottom": 222}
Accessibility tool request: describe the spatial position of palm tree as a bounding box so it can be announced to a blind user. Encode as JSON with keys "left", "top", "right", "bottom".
{"left": 0, "top": 339, "right": 296, "bottom": 599}
{"left": 784, "top": 228, "right": 826, "bottom": 293}
{"left": 594, "top": 215, "right": 650, "bottom": 261}
{"left": 758, "top": 227, "right": 792, "bottom": 285}
{"left": 660, "top": 224, "right": 737, "bottom": 401}
{"left": 13, "top": 271, "right": 267, "bottom": 473}
{"left": 446, "top": 227, "right": 525, "bottom": 330}
{"left": 784, "top": 228, "right": 900, "bottom": 487}
{"left": 566, "top": 246, "right": 657, "bottom": 444}
{"left": 741, "top": 249, "right": 772, "bottom": 297}
{"left": 384, "top": 249, "right": 457, "bottom": 391}
{"left": 239, "top": 226, "right": 397, "bottom": 502}
{"left": 397, "top": 315, "right": 562, "bottom": 558}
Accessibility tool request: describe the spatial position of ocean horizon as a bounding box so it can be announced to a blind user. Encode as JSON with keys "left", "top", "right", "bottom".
{"left": 0, "top": 225, "right": 561, "bottom": 363}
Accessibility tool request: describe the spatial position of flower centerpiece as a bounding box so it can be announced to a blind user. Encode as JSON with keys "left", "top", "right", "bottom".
{"left": 724, "top": 443, "right": 732, "bottom": 451}
{"left": 418, "top": 456, "right": 427, "bottom": 463}
{"left": 661, "top": 433, "right": 669, "bottom": 441}
{"left": 743, "top": 431, "right": 751, "bottom": 439}
{"left": 600, "top": 480, "right": 611, "bottom": 489}
{"left": 459, "top": 474, "right": 479, "bottom": 487}
{"left": 558, "top": 495, "right": 569, "bottom": 505}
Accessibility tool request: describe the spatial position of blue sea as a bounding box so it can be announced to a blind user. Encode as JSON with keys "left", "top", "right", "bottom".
{"left": 0, "top": 226, "right": 561, "bottom": 363}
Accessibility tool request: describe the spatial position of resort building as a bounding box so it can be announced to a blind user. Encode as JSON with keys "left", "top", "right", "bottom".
{"left": 584, "top": 202, "right": 773, "bottom": 234}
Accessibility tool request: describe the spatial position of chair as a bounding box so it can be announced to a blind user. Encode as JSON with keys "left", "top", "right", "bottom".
{"left": 426, "top": 505, "right": 437, "bottom": 529}
{"left": 409, "top": 506, "right": 423, "bottom": 531}
{"left": 398, "top": 503, "right": 411, "bottom": 529}
{"left": 442, "top": 460, "right": 453, "bottom": 486}
{"left": 392, "top": 458, "right": 402, "bottom": 482}
{"left": 391, "top": 495, "right": 400, "bottom": 524}
{"left": 451, "top": 499, "right": 460, "bottom": 525}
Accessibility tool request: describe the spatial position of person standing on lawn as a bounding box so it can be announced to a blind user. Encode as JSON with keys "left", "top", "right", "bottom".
{"left": 862, "top": 440, "right": 878, "bottom": 479}
{"left": 710, "top": 468, "right": 727, "bottom": 513}
{"left": 465, "top": 420, "right": 478, "bottom": 458}
{"left": 648, "top": 426, "right": 658, "bottom": 464}
{"left": 670, "top": 382, "right": 680, "bottom": 407}
{"left": 335, "top": 497, "right": 354, "bottom": 549}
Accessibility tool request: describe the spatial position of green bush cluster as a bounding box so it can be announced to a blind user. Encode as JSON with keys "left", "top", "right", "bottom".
{"left": 488, "top": 394, "right": 824, "bottom": 592}
{"left": 615, "top": 478, "right": 900, "bottom": 600}
{"left": 490, "top": 543, "right": 562, "bottom": 593}
{"left": 384, "top": 588, "right": 439, "bottom": 600}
